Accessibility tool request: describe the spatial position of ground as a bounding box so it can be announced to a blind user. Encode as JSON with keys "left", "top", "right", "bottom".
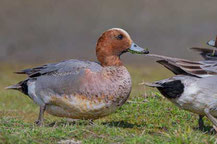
{"left": 0, "top": 64, "right": 216, "bottom": 144}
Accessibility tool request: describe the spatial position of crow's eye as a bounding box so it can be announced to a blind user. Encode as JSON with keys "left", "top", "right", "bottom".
{"left": 116, "top": 34, "right": 123, "bottom": 40}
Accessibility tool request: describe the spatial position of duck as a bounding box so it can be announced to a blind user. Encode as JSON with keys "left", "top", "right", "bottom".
{"left": 190, "top": 36, "right": 217, "bottom": 60}
{"left": 143, "top": 53, "right": 217, "bottom": 130}
{"left": 6, "top": 28, "right": 149, "bottom": 126}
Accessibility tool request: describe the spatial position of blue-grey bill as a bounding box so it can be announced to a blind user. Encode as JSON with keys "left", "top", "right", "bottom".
{"left": 128, "top": 43, "right": 149, "bottom": 54}
{"left": 207, "top": 40, "right": 216, "bottom": 47}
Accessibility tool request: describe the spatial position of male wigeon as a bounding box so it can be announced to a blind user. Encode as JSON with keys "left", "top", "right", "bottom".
{"left": 144, "top": 53, "right": 217, "bottom": 130}
{"left": 6, "top": 28, "right": 149, "bottom": 126}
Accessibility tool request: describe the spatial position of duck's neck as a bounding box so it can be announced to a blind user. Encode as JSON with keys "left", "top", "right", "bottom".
{"left": 96, "top": 37, "right": 123, "bottom": 67}
{"left": 99, "top": 55, "right": 123, "bottom": 67}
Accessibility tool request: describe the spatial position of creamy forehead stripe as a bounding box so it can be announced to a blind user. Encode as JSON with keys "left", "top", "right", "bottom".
{"left": 109, "top": 28, "right": 130, "bottom": 38}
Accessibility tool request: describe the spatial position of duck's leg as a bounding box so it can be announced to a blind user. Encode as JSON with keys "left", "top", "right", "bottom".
{"left": 35, "top": 105, "right": 46, "bottom": 126}
{"left": 89, "top": 119, "right": 94, "bottom": 125}
{"left": 204, "top": 108, "right": 217, "bottom": 131}
{"left": 198, "top": 115, "right": 204, "bottom": 130}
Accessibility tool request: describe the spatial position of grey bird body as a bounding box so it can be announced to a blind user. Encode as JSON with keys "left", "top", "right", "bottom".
{"left": 9, "top": 59, "right": 132, "bottom": 120}
{"left": 145, "top": 53, "right": 217, "bottom": 130}
{"left": 147, "top": 75, "right": 217, "bottom": 117}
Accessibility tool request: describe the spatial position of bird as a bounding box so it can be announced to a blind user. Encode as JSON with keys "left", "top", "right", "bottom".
{"left": 190, "top": 36, "right": 217, "bottom": 60}
{"left": 143, "top": 53, "right": 217, "bottom": 130}
{"left": 6, "top": 28, "right": 149, "bottom": 126}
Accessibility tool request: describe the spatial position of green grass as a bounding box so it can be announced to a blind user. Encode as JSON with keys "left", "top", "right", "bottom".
{"left": 0, "top": 64, "right": 216, "bottom": 144}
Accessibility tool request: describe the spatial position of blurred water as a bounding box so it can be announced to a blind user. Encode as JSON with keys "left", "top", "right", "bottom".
{"left": 0, "top": 0, "right": 217, "bottom": 64}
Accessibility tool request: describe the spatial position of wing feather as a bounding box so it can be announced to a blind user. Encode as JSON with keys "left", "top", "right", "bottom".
{"left": 15, "top": 59, "right": 102, "bottom": 78}
{"left": 146, "top": 54, "right": 217, "bottom": 77}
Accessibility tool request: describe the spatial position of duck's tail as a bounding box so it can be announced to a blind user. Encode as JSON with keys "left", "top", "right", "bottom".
{"left": 5, "top": 83, "right": 22, "bottom": 90}
{"left": 143, "top": 79, "right": 184, "bottom": 99}
{"left": 142, "top": 82, "right": 162, "bottom": 88}
{"left": 5, "top": 80, "right": 29, "bottom": 95}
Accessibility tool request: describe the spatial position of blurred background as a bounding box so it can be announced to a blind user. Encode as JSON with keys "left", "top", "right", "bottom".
{"left": 0, "top": 0, "right": 217, "bottom": 65}
{"left": 1, "top": 1, "right": 217, "bottom": 143}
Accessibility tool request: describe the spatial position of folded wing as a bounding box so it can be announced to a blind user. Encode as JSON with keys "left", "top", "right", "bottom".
{"left": 15, "top": 59, "right": 102, "bottom": 78}
{"left": 146, "top": 54, "right": 217, "bottom": 77}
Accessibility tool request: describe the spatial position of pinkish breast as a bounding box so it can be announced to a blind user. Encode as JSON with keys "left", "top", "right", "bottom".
{"left": 45, "top": 66, "right": 132, "bottom": 119}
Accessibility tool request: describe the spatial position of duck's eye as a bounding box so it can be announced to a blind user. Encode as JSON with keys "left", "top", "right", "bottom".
{"left": 116, "top": 34, "right": 123, "bottom": 40}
